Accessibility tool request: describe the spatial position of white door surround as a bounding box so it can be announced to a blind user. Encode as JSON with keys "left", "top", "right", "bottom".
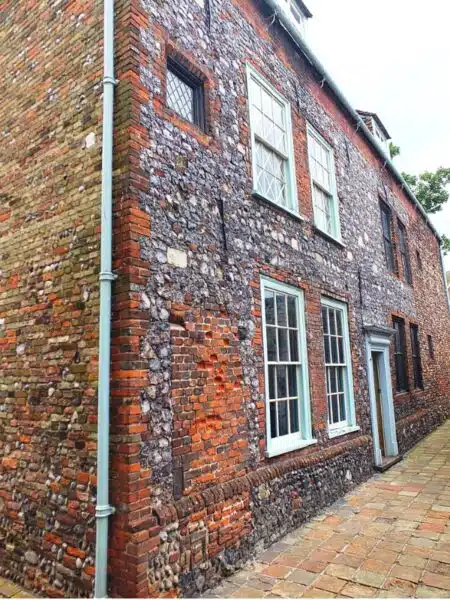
{"left": 365, "top": 325, "right": 399, "bottom": 467}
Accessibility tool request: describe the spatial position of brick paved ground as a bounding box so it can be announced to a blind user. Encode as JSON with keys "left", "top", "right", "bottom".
{"left": 0, "top": 577, "right": 34, "bottom": 598}
{"left": 205, "top": 420, "right": 450, "bottom": 598}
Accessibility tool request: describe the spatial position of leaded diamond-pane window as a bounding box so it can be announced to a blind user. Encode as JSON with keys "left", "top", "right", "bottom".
{"left": 247, "top": 66, "right": 297, "bottom": 213}
{"left": 167, "top": 69, "right": 194, "bottom": 123}
{"left": 307, "top": 126, "right": 341, "bottom": 240}
{"left": 166, "top": 59, "right": 205, "bottom": 130}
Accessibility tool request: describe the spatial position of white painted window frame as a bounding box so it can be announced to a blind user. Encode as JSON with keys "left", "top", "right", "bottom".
{"left": 261, "top": 277, "right": 315, "bottom": 457}
{"left": 306, "top": 123, "right": 342, "bottom": 242}
{"left": 246, "top": 64, "right": 299, "bottom": 217}
{"left": 321, "top": 297, "right": 358, "bottom": 438}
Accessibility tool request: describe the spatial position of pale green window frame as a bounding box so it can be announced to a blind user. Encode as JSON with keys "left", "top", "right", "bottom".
{"left": 320, "top": 297, "right": 358, "bottom": 439}
{"left": 307, "top": 124, "right": 342, "bottom": 242}
{"left": 246, "top": 64, "right": 299, "bottom": 217}
{"left": 261, "top": 277, "right": 315, "bottom": 457}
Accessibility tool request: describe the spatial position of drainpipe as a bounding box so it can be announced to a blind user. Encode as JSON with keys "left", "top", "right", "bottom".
{"left": 263, "top": 0, "right": 441, "bottom": 244}
{"left": 95, "top": 0, "right": 117, "bottom": 597}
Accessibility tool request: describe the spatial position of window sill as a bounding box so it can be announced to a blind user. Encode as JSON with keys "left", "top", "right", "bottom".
{"left": 328, "top": 425, "right": 360, "bottom": 439}
{"left": 252, "top": 191, "right": 308, "bottom": 223}
{"left": 265, "top": 438, "right": 317, "bottom": 458}
{"left": 314, "top": 226, "right": 346, "bottom": 248}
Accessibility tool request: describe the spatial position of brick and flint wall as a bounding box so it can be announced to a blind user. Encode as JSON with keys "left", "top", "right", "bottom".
{"left": 109, "top": 0, "right": 450, "bottom": 596}
{"left": 1, "top": 0, "right": 449, "bottom": 598}
{"left": 0, "top": 1, "right": 103, "bottom": 596}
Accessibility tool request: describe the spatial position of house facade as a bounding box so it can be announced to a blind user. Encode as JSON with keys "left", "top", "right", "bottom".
{"left": 0, "top": 0, "right": 449, "bottom": 597}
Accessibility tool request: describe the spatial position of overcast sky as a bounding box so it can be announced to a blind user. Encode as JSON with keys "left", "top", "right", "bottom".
{"left": 305, "top": 0, "right": 450, "bottom": 271}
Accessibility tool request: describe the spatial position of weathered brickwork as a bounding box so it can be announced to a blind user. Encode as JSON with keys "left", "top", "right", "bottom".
{"left": 0, "top": 1, "right": 103, "bottom": 596}
{"left": 2, "top": 0, "right": 450, "bottom": 598}
{"left": 115, "top": 0, "right": 450, "bottom": 596}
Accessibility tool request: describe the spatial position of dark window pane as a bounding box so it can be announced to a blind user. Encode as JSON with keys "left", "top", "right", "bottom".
{"left": 276, "top": 294, "right": 287, "bottom": 326}
{"left": 278, "top": 329, "right": 289, "bottom": 361}
{"left": 338, "top": 337, "right": 344, "bottom": 364}
{"left": 268, "top": 365, "right": 276, "bottom": 399}
{"left": 264, "top": 291, "right": 275, "bottom": 325}
{"left": 287, "top": 296, "right": 297, "bottom": 328}
{"left": 329, "top": 309, "right": 337, "bottom": 335}
{"left": 277, "top": 366, "right": 287, "bottom": 398}
{"left": 339, "top": 393, "right": 346, "bottom": 422}
{"left": 288, "top": 365, "right": 297, "bottom": 397}
{"left": 266, "top": 326, "right": 277, "bottom": 361}
{"left": 393, "top": 317, "right": 408, "bottom": 391}
{"left": 289, "top": 330, "right": 299, "bottom": 362}
{"left": 331, "top": 336, "right": 339, "bottom": 364}
{"left": 410, "top": 325, "right": 423, "bottom": 389}
{"left": 321, "top": 307, "right": 329, "bottom": 334}
{"left": 290, "top": 398, "right": 299, "bottom": 433}
{"left": 324, "top": 335, "right": 331, "bottom": 363}
{"left": 331, "top": 395, "right": 339, "bottom": 424}
{"left": 270, "top": 402, "right": 277, "bottom": 438}
{"left": 278, "top": 401, "right": 288, "bottom": 436}
{"left": 330, "top": 367, "right": 337, "bottom": 393}
{"left": 336, "top": 310, "right": 343, "bottom": 336}
{"left": 336, "top": 367, "right": 344, "bottom": 393}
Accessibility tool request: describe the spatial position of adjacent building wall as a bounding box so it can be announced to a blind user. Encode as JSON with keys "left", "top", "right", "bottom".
{"left": 108, "top": 0, "right": 450, "bottom": 596}
{"left": 0, "top": 2, "right": 103, "bottom": 596}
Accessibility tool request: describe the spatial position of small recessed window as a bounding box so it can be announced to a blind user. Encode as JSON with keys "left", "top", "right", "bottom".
{"left": 166, "top": 59, "right": 205, "bottom": 130}
{"left": 428, "top": 334, "right": 434, "bottom": 359}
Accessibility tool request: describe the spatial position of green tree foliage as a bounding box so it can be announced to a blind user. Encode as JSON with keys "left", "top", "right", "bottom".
{"left": 402, "top": 167, "right": 450, "bottom": 214}
{"left": 442, "top": 233, "right": 450, "bottom": 255}
{"left": 389, "top": 142, "right": 400, "bottom": 159}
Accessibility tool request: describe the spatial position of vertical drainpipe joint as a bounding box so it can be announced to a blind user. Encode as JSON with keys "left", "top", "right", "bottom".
{"left": 96, "top": 504, "right": 116, "bottom": 518}
{"left": 103, "top": 76, "right": 119, "bottom": 86}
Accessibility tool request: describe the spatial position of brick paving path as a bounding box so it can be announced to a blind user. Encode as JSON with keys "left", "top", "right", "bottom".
{"left": 205, "top": 420, "right": 450, "bottom": 598}
{"left": 0, "top": 577, "right": 34, "bottom": 598}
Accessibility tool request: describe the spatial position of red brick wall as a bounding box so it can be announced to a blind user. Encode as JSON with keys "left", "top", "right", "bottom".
{"left": 170, "top": 306, "right": 250, "bottom": 496}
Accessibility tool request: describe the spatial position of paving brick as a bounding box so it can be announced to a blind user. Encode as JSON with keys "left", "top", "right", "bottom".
{"left": 325, "top": 563, "right": 357, "bottom": 581}
{"left": 361, "top": 559, "right": 390, "bottom": 574}
{"left": 262, "top": 564, "right": 291, "bottom": 579}
{"left": 353, "top": 570, "right": 385, "bottom": 589}
{"left": 397, "top": 553, "right": 427, "bottom": 569}
{"left": 300, "top": 559, "right": 327, "bottom": 573}
{"left": 302, "top": 588, "right": 336, "bottom": 598}
{"left": 422, "top": 571, "right": 450, "bottom": 591}
{"left": 314, "top": 575, "right": 347, "bottom": 594}
{"left": 382, "top": 577, "right": 418, "bottom": 597}
{"left": 416, "top": 584, "right": 450, "bottom": 598}
{"left": 231, "top": 586, "right": 264, "bottom": 598}
{"left": 287, "top": 568, "right": 318, "bottom": 586}
{"left": 270, "top": 580, "right": 306, "bottom": 598}
{"left": 389, "top": 564, "right": 422, "bottom": 583}
{"left": 341, "top": 582, "right": 377, "bottom": 597}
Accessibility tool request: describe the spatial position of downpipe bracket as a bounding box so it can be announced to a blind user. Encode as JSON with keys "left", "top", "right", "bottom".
{"left": 103, "top": 76, "right": 119, "bottom": 86}
{"left": 99, "top": 271, "right": 118, "bottom": 282}
{"left": 96, "top": 504, "right": 116, "bottom": 519}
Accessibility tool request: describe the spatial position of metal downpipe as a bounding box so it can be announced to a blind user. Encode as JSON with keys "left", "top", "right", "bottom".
{"left": 95, "top": 0, "right": 117, "bottom": 597}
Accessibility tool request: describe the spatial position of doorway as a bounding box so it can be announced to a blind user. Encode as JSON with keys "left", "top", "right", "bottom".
{"left": 365, "top": 326, "right": 399, "bottom": 468}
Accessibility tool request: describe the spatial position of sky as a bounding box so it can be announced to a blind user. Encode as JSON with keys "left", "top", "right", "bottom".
{"left": 305, "top": 0, "right": 450, "bottom": 271}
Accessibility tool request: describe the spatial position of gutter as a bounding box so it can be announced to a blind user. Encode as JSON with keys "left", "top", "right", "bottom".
{"left": 95, "top": 0, "right": 117, "bottom": 597}
{"left": 263, "top": 0, "right": 442, "bottom": 243}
